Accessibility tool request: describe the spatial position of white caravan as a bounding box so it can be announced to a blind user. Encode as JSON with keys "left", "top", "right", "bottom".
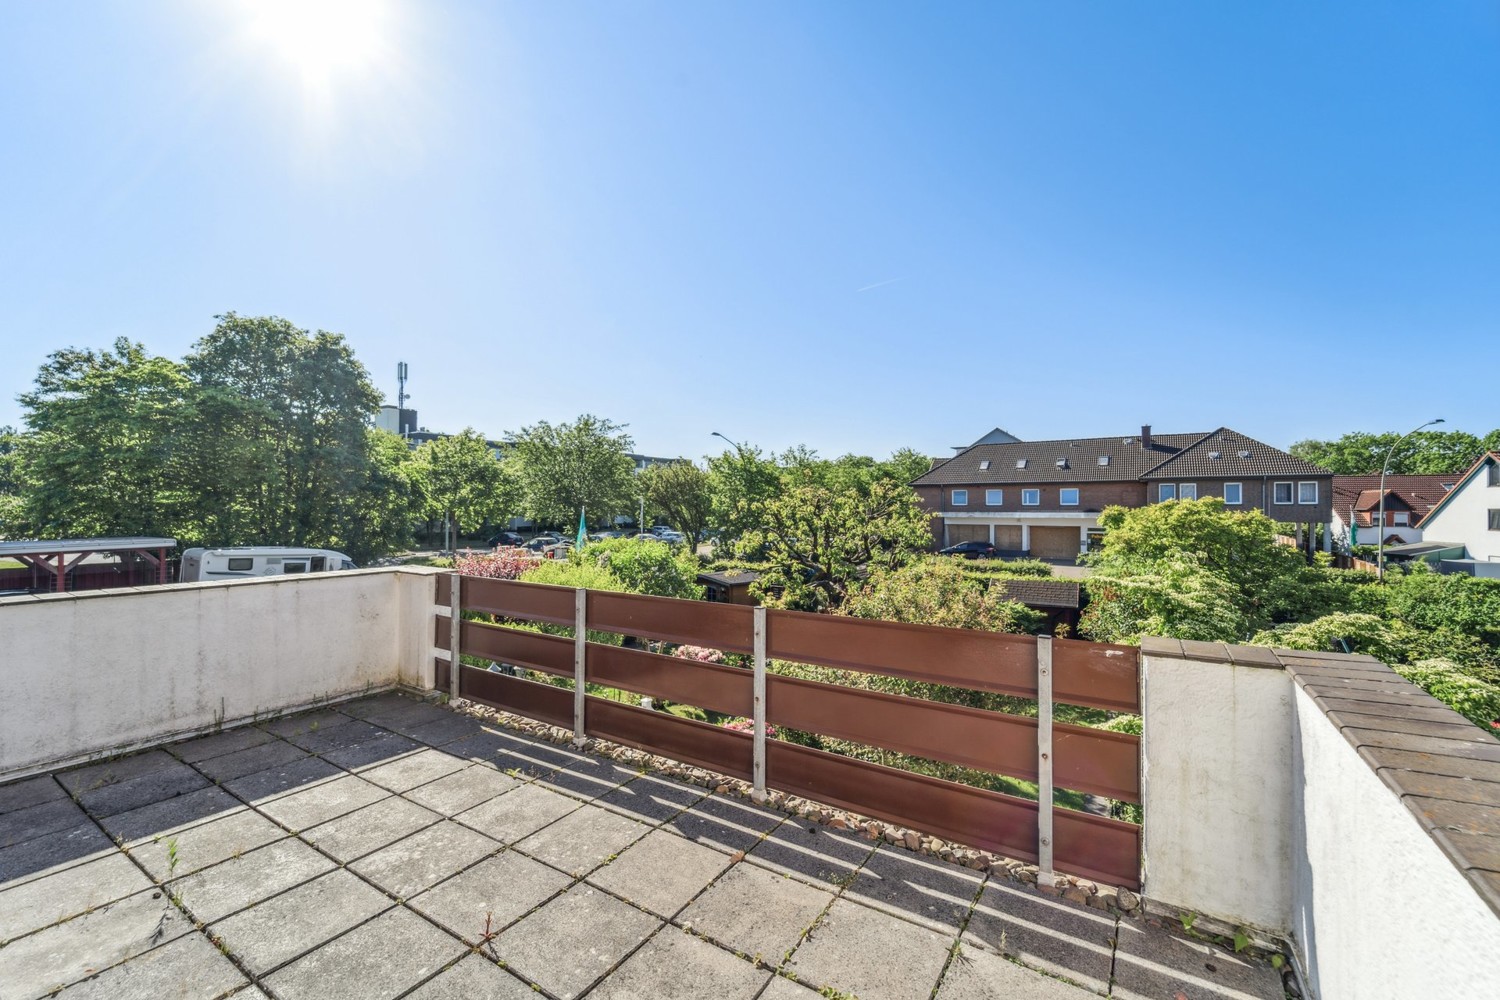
{"left": 179, "top": 547, "right": 357, "bottom": 583}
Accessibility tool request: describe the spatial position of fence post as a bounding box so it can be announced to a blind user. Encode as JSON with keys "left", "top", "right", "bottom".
{"left": 573, "top": 587, "right": 587, "bottom": 746}
{"left": 448, "top": 572, "right": 461, "bottom": 704}
{"left": 1035, "top": 633, "right": 1054, "bottom": 887}
{"left": 752, "top": 606, "right": 767, "bottom": 802}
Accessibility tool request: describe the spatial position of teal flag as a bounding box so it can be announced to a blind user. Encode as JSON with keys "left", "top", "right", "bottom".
{"left": 576, "top": 507, "right": 587, "bottom": 547}
{"left": 1350, "top": 521, "right": 1358, "bottom": 546}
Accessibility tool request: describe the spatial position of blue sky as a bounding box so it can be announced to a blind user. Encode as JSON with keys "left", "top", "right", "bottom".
{"left": 2, "top": 1, "right": 1496, "bottom": 460}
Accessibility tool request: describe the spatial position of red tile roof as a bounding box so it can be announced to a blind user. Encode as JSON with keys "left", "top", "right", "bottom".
{"left": 1331, "top": 475, "right": 1455, "bottom": 526}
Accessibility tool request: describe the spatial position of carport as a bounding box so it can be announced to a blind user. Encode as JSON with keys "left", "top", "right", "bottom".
{"left": 0, "top": 537, "right": 176, "bottom": 593}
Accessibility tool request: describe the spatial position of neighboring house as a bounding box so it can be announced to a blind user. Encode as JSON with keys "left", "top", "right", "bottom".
{"left": 989, "top": 578, "right": 1083, "bottom": 633}
{"left": 697, "top": 569, "right": 760, "bottom": 605}
{"left": 1413, "top": 452, "right": 1500, "bottom": 577}
{"left": 912, "top": 426, "right": 1334, "bottom": 560}
{"left": 1329, "top": 475, "right": 1456, "bottom": 551}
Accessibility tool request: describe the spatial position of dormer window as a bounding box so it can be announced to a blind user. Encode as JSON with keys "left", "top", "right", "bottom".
{"left": 1055, "top": 458, "right": 1068, "bottom": 469}
{"left": 979, "top": 460, "right": 990, "bottom": 470}
{"left": 1016, "top": 459, "right": 1027, "bottom": 469}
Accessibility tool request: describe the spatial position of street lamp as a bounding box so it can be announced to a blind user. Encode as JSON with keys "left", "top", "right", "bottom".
{"left": 711, "top": 430, "right": 745, "bottom": 452}
{"left": 1378, "top": 418, "right": 1444, "bottom": 581}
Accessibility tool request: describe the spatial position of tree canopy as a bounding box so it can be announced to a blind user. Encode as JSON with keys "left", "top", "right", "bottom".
{"left": 508, "top": 415, "right": 636, "bottom": 527}
{"left": 1289, "top": 428, "right": 1499, "bottom": 475}
{"left": 641, "top": 460, "right": 713, "bottom": 544}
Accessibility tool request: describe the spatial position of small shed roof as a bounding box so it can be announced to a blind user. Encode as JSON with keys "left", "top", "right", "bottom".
{"left": 0, "top": 537, "right": 176, "bottom": 558}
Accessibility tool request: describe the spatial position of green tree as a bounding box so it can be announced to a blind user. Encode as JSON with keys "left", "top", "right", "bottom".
{"left": 642, "top": 461, "right": 712, "bottom": 546}
{"left": 18, "top": 339, "right": 192, "bottom": 537}
{"left": 744, "top": 476, "right": 934, "bottom": 611}
{"left": 183, "top": 314, "right": 382, "bottom": 548}
{"left": 410, "top": 429, "right": 513, "bottom": 539}
{"left": 1289, "top": 429, "right": 1493, "bottom": 475}
{"left": 1082, "top": 556, "right": 1250, "bottom": 644}
{"left": 333, "top": 429, "right": 422, "bottom": 562}
{"left": 567, "top": 536, "right": 703, "bottom": 599}
{"left": 0, "top": 426, "right": 29, "bottom": 538}
{"left": 509, "top": 414, "right": 635, "bottom": 527}
{"left": 1085, "top": 498, "right": 1313, "bottom": 633}
{"left": 844, "top": 558, "right": 1044, "bottom": 634}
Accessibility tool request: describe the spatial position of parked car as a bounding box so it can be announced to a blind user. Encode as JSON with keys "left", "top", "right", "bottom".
{"left": 523, "top": 536, "right": 561, "bottom": 553}
{"left": 656, "top": 530, "right": 687, "bottom": 544}
{"left": 938, "top": 540, "right": 997, "bottom": 560}
{"left": 487, "top": 531, "right": 525, "bottom": 548}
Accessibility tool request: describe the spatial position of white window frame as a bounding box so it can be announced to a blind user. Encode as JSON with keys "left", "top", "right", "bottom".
{"left": 1021, "top": 489, "right": 1040, "bottom": 506}
{"left": 1159, "top": 483, "right": 1176, "bottom": 502}
{"left": 1489, "top": 464, "right": 1500, "bottom": 487}
{"left": 1223, "top": 482, "right": 1242, "bottom": 505}
{"left": 985, "top": 489, "right": 1003, "bottom": 506}
{"left": 1297, "top": 481, "right": 1319, "bottom": 505}
{"left": 1273, "top": 481, "right": 1294, "bottom": 505}
{"left": 1059, "top": 488, "right": 1080, "bottom": 506}
{"left": 1393, "top": 511, "right": 1410, "bottom": 527}
{"left": 1178, "top": 483, "right": 1198, "bottom": 500}
{"left": 1488, "top": 509, "right": 1500, "bottom": 531}
{"left": 951, "top": 489, "right": 968, "bottom": 507}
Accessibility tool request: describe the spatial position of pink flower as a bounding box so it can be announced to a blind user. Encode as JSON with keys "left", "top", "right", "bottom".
{"left": 672, "top": 645, "right": 727, "bottom": 664}
{"left": 455, "top": 548, "right": 536, "bottom": 581}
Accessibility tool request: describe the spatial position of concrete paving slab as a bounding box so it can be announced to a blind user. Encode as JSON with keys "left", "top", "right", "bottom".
{"left": 935, "top": 942, "right": 1095, "bottom": 999}
{"left": 590, "top": 924, "right": 770, "bottom": 1000}
{"left": 403, "top": 954, "right": 537, "bottom": 1000}
{"left": 334, "top": 692, "right": 420, "bottom": 720}
{"left": 746, "top": 816, "right": 876, "bottom": 889}
{"left": 962, "top": 881, "right": 1117, "bottom": 994}
{"left": 260, "top": 709, "right": 356, "bottom": 739}
{"left": 53, "top": 930, "right": 249, "bottom": 1000}
{"left": 0, "top": 795, "right": 90, "bottom": 850}
{"left": 0, "top": 775, "right": 66, "bottom": 815}
{"left": 408, "top": 850, "right": 570, "bottom": 943}
{"left": 660, "top": 793, "right": 783, "bottom": 854}
{"left": 361, "top": 700, "right": 457, "bottom": 732}
{"left": 76, "top": 763, "right": 211, "bottom": 819}
{"left": 282, "top": 719, "right": 389, "bottom": 754}
{"left": 260, "top": 905, "right": 465, "bottom": 1000}
{"left": 358, "top": 747, "right": 469, "bottom": 793}
{"left": 455, "top": 783, "right": 582, "bottom": 844}
{"left": 1112, "top": 919, "right": 1285, "bottom": 1000}
{"left": 57, "top": 750, "right": 180, "bottom": 794}
{"left": 588, "top": 828, "right": 733, "bottom": 918}
{"left": 0, "top": 889, "right": 192, "bottom": 1000}
{"left": 404, "top": 764, "right": 518, "bottom": 816}
{"left": 320, "top": 731, "right": 422, "bottom": 772}
{"left": 596, "top": 773, "right": 706, "bottom": 823}
{"left": 785, "top": 898, "right": 954, "bottom": 1000}
{"left": 299, "top": 795, "right": 443, "bottom": 863}
{"left": 487, "top": 731, "right": 590, "bottom": 777}
{"left": 255, "top": 773, "right": 389, "bottom": 831}
{"left": 678, "top": 863, "right": 833, "bottom": 966}
{"left": 350, "top": 819, "right": 500, "bottom": 898}
{"left": 514, "top": 803, "right": 650, "bottom": 876}
{"left": 168, "top": 837, "right": 334, "bottom": 923}
{"left": 759, "top": 974, "right": 824, "bottom": 999}
{"left": 437, "top": 730, "right": 518, "bottom": 769}
{"left": 843, "top": 844, "right": 985, "bottom": 933}
{"left": 532, "top": 757, "right": 640, "bottom": 801}
{"left": 169, "top": 726, "right": 275, "bottom": 764}
{"left": 0, "top": 851, "right": 153, "bottom": 943}
{"left": 400, "top": 713, "right": 488, "bottom": 748}
{"left": 194, "top": 739, "right": 309, "bottom": 783}
{"left": 128, "top": 806, "right": 286, "bottom": 881}
{"left": 207, "top": 869, "right": 393, "bottom": 976}
{"left": 101, "top": 785, "right": 245, "bottom": 843}
{"left": 0, "top": 820, "right": 114, "bottom": 886}
{"left": 222, "top": 755, "right": 343, "bottom": 805}
{"left": 492, "top": 883, "right": 662, "bottom": 1000}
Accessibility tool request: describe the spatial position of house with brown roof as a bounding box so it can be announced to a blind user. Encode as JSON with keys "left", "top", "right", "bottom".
{"left": 1329, "top": 475, "right": 1456, "bottom": 551}
{"left": 912, "top": 426, "right": 1333, "bottom": 560}
{"left": 1411, "top": 452, "right": 1500, "bottom": 576}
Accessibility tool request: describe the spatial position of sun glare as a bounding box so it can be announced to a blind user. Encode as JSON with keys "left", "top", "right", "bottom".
{"left": 243, "top": 0, "right": 392, "bottom": 93}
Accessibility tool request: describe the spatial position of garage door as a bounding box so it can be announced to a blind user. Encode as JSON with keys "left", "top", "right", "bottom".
{"left": 1029, "top": 526, "right": 1081, "bottom": 560}
{"left": 947, "top": 523, "right": 989, "bottom": 545}
{"left": 993, "top": 526, "right": 1023, "bottom": 550}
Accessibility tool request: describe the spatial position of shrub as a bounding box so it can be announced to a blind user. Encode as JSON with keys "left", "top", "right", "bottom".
{"left": 844, "top": 558, "right": 1045, "bottom": 635}
{"left": 454, "top": 547, "right": 535, "bottom": 580}
{"left": 1393, "top": 660, "right": 1500, "bottom": 730}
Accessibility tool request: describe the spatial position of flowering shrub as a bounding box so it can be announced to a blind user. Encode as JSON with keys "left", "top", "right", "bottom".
{"left": 672, "top": 645, "right": 727, "bottom": 664}
{"left": 721, "top": 717, "right": 778, "bottom": 738}
{"left": 454, "top": 547, "right": 536, "bottom": 581}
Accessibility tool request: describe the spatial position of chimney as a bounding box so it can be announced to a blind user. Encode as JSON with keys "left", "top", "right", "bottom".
{"left": 1141, "top": 425, "right": 1152, "bottom": 450}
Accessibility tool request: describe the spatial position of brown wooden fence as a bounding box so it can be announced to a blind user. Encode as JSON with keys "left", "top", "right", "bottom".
{"left": 433, "top": 575, "right": 1142, "bottom": 889}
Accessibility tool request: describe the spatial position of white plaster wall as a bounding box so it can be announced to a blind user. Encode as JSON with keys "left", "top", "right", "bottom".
{"left": 1140, "top": 653, "right": 1294, "bottom": 932}
{"left": 1290, "top": 683, "right": 1500, "bottom": 1000}
{"left": 1422, "top": 461, "right": 1500, "bottom": 561}
{"left": 0, "top": 567, "right": 442, "bottom": 779}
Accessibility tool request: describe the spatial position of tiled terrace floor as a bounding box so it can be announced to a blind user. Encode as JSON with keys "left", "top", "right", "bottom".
{"left": 0, "top": 694, "right": 1284, "bottom": 1000}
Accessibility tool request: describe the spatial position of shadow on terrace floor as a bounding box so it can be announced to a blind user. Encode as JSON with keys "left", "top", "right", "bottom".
{"left": 0, "top": 693, "right": 1283, "bottom": 1000}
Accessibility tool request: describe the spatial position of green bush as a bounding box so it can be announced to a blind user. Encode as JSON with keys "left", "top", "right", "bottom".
{"left": 1393, "top": 660, "right": 1500, "bottom": 729}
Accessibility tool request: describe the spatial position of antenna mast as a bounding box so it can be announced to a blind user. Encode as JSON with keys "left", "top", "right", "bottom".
{"left": 396, "top": 362, "right": 409, "bottom": 439}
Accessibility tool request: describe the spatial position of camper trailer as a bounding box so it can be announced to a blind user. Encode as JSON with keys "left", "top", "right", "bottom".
{"left": 179, "top": 547, "right": 357, "bottom": 583}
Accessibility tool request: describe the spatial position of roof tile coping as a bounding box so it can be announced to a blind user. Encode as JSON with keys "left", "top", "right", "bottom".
{"left": 1282, "top": 655, "right": 1500, "bottom": 922}
{"left": 1139, "top": 635, "right": 1500, "bottom": 918}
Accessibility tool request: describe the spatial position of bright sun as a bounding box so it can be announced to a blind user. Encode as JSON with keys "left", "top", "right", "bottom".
{"left": 243, "top": 0, "right": 392, "bottom": 92}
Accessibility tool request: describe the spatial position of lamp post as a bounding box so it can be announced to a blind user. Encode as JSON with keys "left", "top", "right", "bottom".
{"left": 638, "top": 496, "right": 645, "bottom": 536}
{"left": 711, "top": 430, "right": 745, "bottom": 453}
{"left": 1378, "top": 418, "right": 1444, "bottom": 581}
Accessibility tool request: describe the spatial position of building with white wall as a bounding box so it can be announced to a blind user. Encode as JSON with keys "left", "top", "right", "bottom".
{"left": 1416, "top": 451, "right": 1500, "bottom": 567}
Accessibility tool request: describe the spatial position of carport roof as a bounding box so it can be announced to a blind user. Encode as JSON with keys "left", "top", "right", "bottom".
{"left": 0, "top": 537, "right": 176, "bottom": 558}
